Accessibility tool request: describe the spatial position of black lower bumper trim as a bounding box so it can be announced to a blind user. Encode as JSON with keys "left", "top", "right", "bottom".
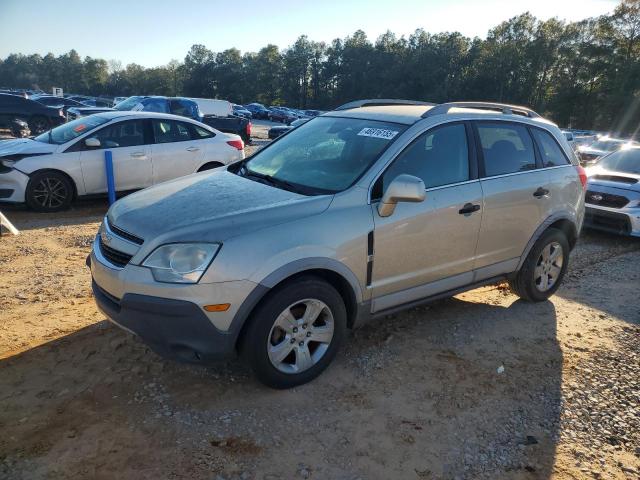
{"left": 0, "top": 189, "right": 14, "bottom": 199}
{"left": 92, "top": 281, "right": 236, "bottom": 363}
{"left": 584, "top": 207, "right": 632, "bottom": 235}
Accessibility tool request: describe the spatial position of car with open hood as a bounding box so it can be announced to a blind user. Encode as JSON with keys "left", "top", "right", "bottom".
{"left": 0, "top": 111, "right": 244, "bottom": 211}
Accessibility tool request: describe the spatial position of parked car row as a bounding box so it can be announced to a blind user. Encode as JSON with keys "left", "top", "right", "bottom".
{"left": 64, "top": 96, "right": 253, "bottom": 145}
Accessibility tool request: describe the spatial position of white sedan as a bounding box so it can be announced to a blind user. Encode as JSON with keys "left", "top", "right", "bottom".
{"left": 0, "top": 111, "right": 245, "bottom": 212}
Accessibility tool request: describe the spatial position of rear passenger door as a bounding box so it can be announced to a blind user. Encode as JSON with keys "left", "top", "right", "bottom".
{"left": 150, "top": 119, "right": 206, "bottom": 183}
{"left": 472, "top": 121, "right": 551, "bottom": 277}
{"left": 370, "top": 122, "right": 483, "bottom": 312}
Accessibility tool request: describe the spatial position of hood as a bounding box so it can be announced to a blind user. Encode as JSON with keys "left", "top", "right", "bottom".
{"left": 107, "top": 169, "right": 333, "bottom": 244}
{"left": 586, "top": 166, "right": 640, "bottom": 192}
{"left": 0, "top": 138, "right": 57, "bottom": 159}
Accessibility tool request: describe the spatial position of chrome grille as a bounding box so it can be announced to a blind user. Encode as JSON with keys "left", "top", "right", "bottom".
{"left": 98, "top": 237, "right": 133, "bottom": 267}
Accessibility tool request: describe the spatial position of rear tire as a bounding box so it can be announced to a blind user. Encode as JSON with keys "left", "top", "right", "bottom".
{"left": 508, "top": 228, "right": 569, "bottom": 302}
{"left": 241, "top": 276, "right": 347, "bottom": 389}
{"left": 25, "top": 170, "right": 74, "bottom": 212}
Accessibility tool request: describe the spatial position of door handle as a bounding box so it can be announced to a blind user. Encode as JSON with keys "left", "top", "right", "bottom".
{"left": 130, "top": 152, "right": 146, "bottom": 158}
{"left": 533, "top": 187, "right": 549, "bottom": 198}
{"left": 186, "top": 146, "right": 200, "bottom": 152}
{"left": 458, "top": 203, "right": 481, "bottom": 215}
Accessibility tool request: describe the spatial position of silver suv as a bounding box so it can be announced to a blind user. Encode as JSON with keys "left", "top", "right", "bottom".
{"left": 89, "top": 100, "right": 586, "bottom": 388}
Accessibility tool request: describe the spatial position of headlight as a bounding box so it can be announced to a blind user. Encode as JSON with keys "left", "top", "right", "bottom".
{"left": 142, "top": 243, "right": 220, "bottom": 284}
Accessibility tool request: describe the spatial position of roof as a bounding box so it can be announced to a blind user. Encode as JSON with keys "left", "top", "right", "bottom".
{"left": 323, "top": 105, "right": 434, "bottom": 125}
{"left": 82, "top": 111, "right": 200, "bottom": 122}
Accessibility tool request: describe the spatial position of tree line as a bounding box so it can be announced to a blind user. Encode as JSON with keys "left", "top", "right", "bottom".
{"left": 1, "top": 0, "right": 639, "bottom": 134}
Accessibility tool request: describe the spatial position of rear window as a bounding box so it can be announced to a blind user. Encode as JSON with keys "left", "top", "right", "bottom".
{"left": 477, "top": 122, "right": 536, "bottom": 176}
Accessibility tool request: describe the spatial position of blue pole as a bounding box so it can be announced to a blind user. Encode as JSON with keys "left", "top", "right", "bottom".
{"left": 105, "top": 150, "right": 116, "bottom": 205}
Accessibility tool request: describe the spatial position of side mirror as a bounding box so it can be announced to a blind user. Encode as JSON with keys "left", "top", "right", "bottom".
{"left": 377, "top": 174, "right": 426, "bottom": 217}
{"left": 84, "top": 137, "right": 101, "bottom": 148}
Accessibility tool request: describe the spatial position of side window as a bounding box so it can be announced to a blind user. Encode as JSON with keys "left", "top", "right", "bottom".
{"left": 141, "top": 98, "right": 168, "bottom": 113}
{"left": 381, "top": 123, "right": 469, "bottom": 192}
{"left": 83, "top": 120, "right": 145, "bottom": 149}
{"left": 190, "top": 124, "right": 215, "bottom": 140}
{"left": 477, "top": 123, "right": 536, "bottom": 176}
{"left": 531, "top": 129, "right": 570, "bottom": 167}
{"left": 153, "top": 120, "right": 192, "bottom": 143}
{"left": 170, "top": 99, "right": 197, "bottom": 118}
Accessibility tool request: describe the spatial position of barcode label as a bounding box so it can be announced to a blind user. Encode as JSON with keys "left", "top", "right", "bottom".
{"left": 357, "top": 127, "right": 399, "bottom": 140}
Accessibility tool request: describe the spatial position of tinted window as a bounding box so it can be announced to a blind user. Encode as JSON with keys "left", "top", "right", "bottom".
{"left": 170, "top": 99, "right": 198, "bottom": 119}
{"left": 153, "top": 119, "right": 192, "bottom": 143}
{"left": 84, "top": 120, "right": 145, "bottom": 149}
{"left": 382, "top": 123, "right": 469, "bottom": 191}
{"left": 190, "top": 124, "right": 214, "bottom": 139}
{"left": 531, "top": 129, "right": 569, "bottom": 167}
{"left": 477, "top": 123, "right": 536, "bottom": 176}
{"left": 140, "top": 98, "right": 167, "bottom": 113}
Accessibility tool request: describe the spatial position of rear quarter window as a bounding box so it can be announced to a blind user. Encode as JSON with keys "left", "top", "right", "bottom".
{"left": 531, "top": 129, "right": 570, "bottom": 167}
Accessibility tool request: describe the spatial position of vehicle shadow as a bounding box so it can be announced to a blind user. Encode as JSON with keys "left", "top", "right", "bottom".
{"left": 0, "top": 294, "right": 562, "bottom": 479}
{"left": 558, "top": 229, "right": 640, "bottom": 323}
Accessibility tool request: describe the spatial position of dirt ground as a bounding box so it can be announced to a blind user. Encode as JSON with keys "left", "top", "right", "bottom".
{"left": 0, "top": 124, "right": 639, "bottom": 479}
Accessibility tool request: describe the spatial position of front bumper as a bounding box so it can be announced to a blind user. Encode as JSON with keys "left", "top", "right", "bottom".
{"left": 92, "top": 280, "right": 237, "bottom": 362}
{"left": 0, "top": 168, "right": 29, "bottom": 202}
{"left": 584, "top": 205, "right": 640, "bottom": 236}
{"left": 90, "top": 239, "right": 260, "bottom": 363}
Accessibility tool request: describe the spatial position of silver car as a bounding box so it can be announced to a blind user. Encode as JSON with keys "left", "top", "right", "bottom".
{"left": 89, "top": 100, "right": 586, "bottom": 388}
{"left": 584, "top": 146, "right": 640, "bottom": 236}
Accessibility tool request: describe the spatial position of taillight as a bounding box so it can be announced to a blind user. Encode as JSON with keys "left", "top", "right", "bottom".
{"left": 227, "top": 139, "right": 244, "bottom": 150}
{"left": 575, "top": 165, "right": 587, "bottom": 190}
{"left": 246, "top": 122, "right": 252, "bottom": 136}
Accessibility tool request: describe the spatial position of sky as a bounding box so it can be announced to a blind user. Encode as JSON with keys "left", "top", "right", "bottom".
{"left": 0, "top": 0, "right": 620, "bottom": 67}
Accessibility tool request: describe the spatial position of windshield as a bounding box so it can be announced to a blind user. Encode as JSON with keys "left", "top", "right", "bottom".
{"left": 243, "top": 116, "right": 406, "bottom": 193}
{"left": 590, "top": 140, "right": 623, "bottom": 151}
{"left": 34, "top": 115, "right": 111, "bottom": 145}
{"left": 598, "top": 149, "right": 640, "bottom": 175}
{"left": 114, "top": 96, "right": 145, "bottom": 110}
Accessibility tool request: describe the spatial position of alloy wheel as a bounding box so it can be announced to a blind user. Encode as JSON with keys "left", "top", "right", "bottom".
{"left": 32, "top": 177, "right": 68, "bottom": 209}
{"left": 267, "top": 298, "right": 335, "bottom": 374}
{"left": 534, "top": 241, "right": 563, "bottom": 292}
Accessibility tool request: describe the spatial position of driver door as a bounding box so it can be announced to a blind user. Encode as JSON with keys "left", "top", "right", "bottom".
{"left": 78, "top": 119, "right": 153, "bottom": 194}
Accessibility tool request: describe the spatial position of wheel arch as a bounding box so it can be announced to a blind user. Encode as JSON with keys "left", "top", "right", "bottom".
{"left": 232, "top": 263, "right": 363, "bottom": 352}
{"left": 517, "top": 214, "right": 578, "bottom": 271}
{"left": 197, "top": 161, "right": 224, "bottom": 172}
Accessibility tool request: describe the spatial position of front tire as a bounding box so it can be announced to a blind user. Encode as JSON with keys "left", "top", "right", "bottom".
{"left": 241, "top": 276, "right": 347, "bottom": 389}
{"left": 25, "top": 171, "right": 74, "bottom": 212}
{"left": 508, "top": 228, "right": 569, "bottom": 302}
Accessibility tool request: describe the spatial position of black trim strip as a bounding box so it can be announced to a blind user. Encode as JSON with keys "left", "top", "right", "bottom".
{"left": 366, "top": 230, "right": 374, "bottom": 286}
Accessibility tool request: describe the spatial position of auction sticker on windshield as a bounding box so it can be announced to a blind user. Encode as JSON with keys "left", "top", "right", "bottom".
{"left": 357, "top": 127, "right": 399, "bottom": 140}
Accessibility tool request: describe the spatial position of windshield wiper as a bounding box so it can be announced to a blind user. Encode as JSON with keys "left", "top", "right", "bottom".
{"left": 242, "top": 168, "right": 307, "bottom": 194}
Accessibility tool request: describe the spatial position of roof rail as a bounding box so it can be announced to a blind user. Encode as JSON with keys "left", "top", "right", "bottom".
{"left": 422, "top": 102, "right": 541, "bottom": 118}
{"left": 334, "top": 99, "right": 436, "bottom": 111}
